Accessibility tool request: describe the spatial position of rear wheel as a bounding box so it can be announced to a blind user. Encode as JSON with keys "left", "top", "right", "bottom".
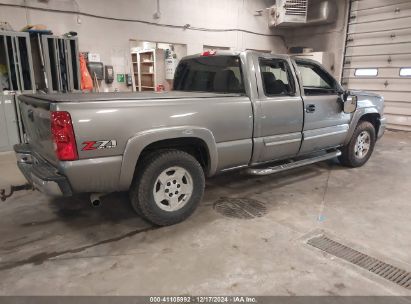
{"left": 339, "top": 121, "right": 376, "bottom": 167}
{"left": 130, "top": 150, "right": 205, "bottom": 226}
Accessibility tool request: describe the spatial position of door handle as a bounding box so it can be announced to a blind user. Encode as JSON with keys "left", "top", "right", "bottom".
{"left": 305, "top": 104, "right": 316, "bottom": 113}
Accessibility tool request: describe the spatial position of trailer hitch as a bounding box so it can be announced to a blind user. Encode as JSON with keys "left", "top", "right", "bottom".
{"left": 0, "top": 183, "right": 33, "bottom": 202}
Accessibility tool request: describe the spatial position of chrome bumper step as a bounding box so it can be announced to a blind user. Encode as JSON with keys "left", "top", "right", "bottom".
{"left": 246, "top": 150, "right": 341, "bottom": 176}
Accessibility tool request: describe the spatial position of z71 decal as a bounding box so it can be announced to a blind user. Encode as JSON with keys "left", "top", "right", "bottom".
{"left": 82, "top": 140, "right": 117, "bottom": 151}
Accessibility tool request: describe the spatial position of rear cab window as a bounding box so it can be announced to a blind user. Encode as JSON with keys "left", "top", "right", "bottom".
{"left": 173, "top": 55, "right": 245, "bottom": 94}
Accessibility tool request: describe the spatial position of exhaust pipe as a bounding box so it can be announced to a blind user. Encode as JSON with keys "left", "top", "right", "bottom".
{"left": 90, "top": 193, "right": 103, "bottom": 207}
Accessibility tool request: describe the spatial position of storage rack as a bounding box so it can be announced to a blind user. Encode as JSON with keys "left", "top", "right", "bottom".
{"left": 0, "top": 30, "right": 35, "bottom": 92}
{"left": 0, "top": 30, "right": 81, "bottom": 152}
{"left": 0, "top": 30, "right": 35, "bottom": 151}
{"left": 131, "top": 48, "right": 165, "bottom": 91}
{"left": 39, "top": 35, "right": 81, "bottom": 92}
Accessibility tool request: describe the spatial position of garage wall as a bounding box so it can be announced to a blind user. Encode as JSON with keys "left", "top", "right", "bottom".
{"left": 0, "top": 0, "right": 287, "bottom": 92}
{"left": 342, "top": 0, "right": 411, "bottom": 131}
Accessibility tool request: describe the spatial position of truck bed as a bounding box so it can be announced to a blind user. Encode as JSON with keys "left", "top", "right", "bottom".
{"left": 18, "top": 91, "right": 251, "bottom": 168}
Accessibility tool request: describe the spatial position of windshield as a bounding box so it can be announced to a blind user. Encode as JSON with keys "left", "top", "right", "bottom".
{"left": 173, "top": 55, "right": 245, "bottom": 94}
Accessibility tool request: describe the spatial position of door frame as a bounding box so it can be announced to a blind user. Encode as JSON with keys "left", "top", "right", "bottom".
{"left": 291, "top": 58, "right": 350, "bottom": 155}
{"left": 250, "top": 53, "right": 304, "bottom": 164}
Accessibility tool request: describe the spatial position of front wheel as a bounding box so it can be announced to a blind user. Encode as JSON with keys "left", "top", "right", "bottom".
{"left": 129, "top": 150, "right": 205, "bottom": 226}
{"left": 339, "top": 121, "right": 376, "bottom": 167}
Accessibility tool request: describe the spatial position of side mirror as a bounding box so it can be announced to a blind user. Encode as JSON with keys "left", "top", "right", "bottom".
{"left": 344, "top": 94, "right": 358, "bottom": 113}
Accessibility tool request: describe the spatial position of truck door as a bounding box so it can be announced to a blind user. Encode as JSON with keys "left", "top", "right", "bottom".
{"left": 295, "top": 59, "right": 350, "bottom": 155}
{"left": 251, "top": 55, "right": 304, "bottom": 164}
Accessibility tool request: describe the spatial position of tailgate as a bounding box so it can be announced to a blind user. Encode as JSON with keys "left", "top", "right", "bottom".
{"left": 19, "top": 96, "right": 58, "bottom": 165}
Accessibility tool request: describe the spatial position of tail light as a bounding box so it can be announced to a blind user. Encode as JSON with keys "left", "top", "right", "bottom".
{"left": 51, "top": 111, "right": 78, "bottom": 161}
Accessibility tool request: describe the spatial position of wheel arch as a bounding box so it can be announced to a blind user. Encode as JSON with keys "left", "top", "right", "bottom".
{"left": 344, "top": 108, "right": 381, "bottom": 145}
{"left": 359, "top": 113, "right": 381, "bottom": 135}
{"left": 118, "top": 126, "right": 218, "bottom": 190}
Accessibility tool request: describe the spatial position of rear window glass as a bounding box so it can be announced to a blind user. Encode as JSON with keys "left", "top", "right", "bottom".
{"left": 173, "top": 56, "right": 245, "bottom": 94}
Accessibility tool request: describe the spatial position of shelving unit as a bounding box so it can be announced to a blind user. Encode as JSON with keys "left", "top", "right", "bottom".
{"left": 131, "top": 52, "right": 138, "bottom": 92}
{"left": 131, "top": 48, "right": 165, "bottom": 92}
{"left": 39, "top": 35, "right": 81, "bottom": 92}
{"left": 0, "top": 30, "right": 35, "bottom": 151}
{"left": 0, "top": 30, "right": 35, "bottom": 92}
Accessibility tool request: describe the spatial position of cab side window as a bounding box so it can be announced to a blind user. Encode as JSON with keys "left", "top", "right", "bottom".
{"left": 296, "top": 61, "right": 337, "bottom": 95}
{"left": 260, "top": 58, "right": 295, "bottom": 96}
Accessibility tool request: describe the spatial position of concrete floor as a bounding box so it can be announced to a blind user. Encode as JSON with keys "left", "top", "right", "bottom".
{"left": 0, "top": 130, "right": 410, "bottom": 296}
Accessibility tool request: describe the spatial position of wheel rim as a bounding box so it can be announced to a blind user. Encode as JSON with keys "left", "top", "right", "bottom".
{"left": 152, "top": 166, "right": 193, "bottom": 212}
{"left": 354, "top": 130, "right": 371, "bottom": 159}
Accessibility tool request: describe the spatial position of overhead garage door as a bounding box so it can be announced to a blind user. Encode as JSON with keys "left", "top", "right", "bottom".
{"left": 342, "top": 0, "right": 411, "bottom": 131}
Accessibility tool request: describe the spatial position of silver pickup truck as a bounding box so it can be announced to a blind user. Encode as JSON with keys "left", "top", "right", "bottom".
{"left": 14, "top": 51, "right": 386, "bottom": 226}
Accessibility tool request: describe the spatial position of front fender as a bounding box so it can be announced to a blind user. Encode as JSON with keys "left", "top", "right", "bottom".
{"left": 118, "top": 126, "right": 218, "bottom": 190}
{"left": 344, "top": 107, "right": 380, "bottom": 145}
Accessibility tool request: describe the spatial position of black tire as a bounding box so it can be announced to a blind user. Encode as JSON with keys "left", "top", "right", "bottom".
{"left": 129, "top": 150, "right": 205, "bottom": 226}
{"left": 339, "top": 120, "right": 376, "bottom": 167}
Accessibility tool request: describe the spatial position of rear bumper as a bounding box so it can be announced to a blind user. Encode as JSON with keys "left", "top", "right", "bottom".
{"left": 378, "top": 117, "right": 387, "bottom": 139}
{"left": 14, "top": 144, "right": 72, "bottom": 197}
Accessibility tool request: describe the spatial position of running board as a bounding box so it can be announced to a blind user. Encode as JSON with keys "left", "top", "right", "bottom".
{"left": 246, "top": 150, "right": 341, "bottom": 176}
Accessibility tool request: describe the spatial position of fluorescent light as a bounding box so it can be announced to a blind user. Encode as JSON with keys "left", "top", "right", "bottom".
{"left": 400, "top": 68, "right": 411, "bottom": 77}
{"left": 355, "top": 68, "right": 378, "bottom": 76}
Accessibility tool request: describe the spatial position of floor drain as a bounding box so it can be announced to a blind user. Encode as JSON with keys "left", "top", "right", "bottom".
{"left": 307, "top": 235, "right": 411, "bottom": 289}
{"left": 213, "top": 198, "right": 267, "bottom": 219}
